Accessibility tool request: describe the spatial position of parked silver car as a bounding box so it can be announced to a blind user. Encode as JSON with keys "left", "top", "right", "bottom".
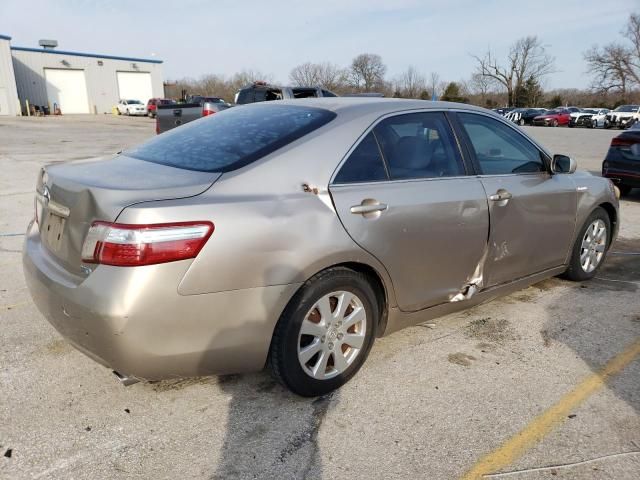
{"left": 23, "top": 99, "right": 619, "bottom": 396}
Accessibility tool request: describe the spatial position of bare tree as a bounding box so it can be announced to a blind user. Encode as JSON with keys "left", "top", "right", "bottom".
{"left": 469, "top": 73, "right": 493, "bottom": 98}
{"left": 473, "top": 36, "right": 555, "bottom": 106}
{"left": 348, "top": 53, "right": 387, "bottom": 91}
{"left": 393, "top": 65, "right": 426, "bottom": 98}
{"left": 289, "top": 62, "right": 347, "bottom": 90}
{"left": 585, "top": 13, "right": 640, "bottom": 93}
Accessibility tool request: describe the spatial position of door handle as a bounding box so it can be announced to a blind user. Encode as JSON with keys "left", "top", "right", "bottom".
{"left": 350, "top": 202, "right": 388, "bottom": 215}
{"left": 488, "top": 190, "right": 513, "bottom": 202}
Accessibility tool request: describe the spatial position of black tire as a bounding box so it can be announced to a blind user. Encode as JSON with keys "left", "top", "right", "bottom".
{"left": 563, "top": 207, "right": 611, "bottom": 282}
{"left": 552, "top": 119, "right": 559, "bottom": 127}
{"left": 568, "top": 122, "right": 574, "bottom": 128}
{"left": 618, "top": 185, "right": 632, "bottom": 196}
{"left": 269, "top": 267, "right": 378, "bottom": 397}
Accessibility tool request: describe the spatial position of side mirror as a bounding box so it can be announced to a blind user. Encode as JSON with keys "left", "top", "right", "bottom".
{"left": 551, "top": 154, "right": 577, "bottom": 174}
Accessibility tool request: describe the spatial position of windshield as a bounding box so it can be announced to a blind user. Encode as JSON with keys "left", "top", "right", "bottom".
{"left": 615, "top": 105, "right": 639, "bottom": 112}
{"left": 127, "top": 100, "right": 142, "bottom": 104}
{"left": 545, "top": 109, "right": 560, "bottom": 115}
{"left": 125, "top": 104, "right": 336, "bottom": 172}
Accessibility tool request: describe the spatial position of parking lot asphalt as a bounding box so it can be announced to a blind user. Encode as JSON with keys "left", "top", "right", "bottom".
{"left": 1, "top": 115, "right": 639, "bottom": 480}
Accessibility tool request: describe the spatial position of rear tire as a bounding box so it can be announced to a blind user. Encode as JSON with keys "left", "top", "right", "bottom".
{"left": 563, "top": 207, "right": 611, "bottom": 282}
{"left": 269, "top": 267, "right": 378, "bottom": 397}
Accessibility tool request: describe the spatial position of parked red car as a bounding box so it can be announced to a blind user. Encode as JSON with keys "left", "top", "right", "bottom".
{"left": 532, "top": 108, "right": 572, "bottom": 127}
{"left": 146, "top": 98, "right": 174, "bottom": 118}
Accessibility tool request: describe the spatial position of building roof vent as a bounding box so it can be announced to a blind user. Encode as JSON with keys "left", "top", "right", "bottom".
{"left": 38, "top": 39, "right": 58, "bottom": 50}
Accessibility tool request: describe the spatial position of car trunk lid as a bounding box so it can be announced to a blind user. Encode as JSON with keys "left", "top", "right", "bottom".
{"left": 36, "top": 154, "right": 221, "bottom": 274}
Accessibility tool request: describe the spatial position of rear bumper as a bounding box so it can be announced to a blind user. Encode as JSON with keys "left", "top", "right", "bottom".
{"left": 603, "top": 169, "right": 640, "bottom": 188}
{"left": 22, "top": 221, "right": 300, "bottom": 380}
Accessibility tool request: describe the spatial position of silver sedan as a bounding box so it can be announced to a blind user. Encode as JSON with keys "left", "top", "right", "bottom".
{"left": 23, "top": 98, "right": 619, "bottom": 396}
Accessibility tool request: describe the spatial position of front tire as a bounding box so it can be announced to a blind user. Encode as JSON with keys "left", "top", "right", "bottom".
{"left": 269, "top": 267, "right": 378, "bottom": 397}
{"left": 563, "top": 207, "right": 611, "bottom": 281}
{"left": 552, "top": 119, "right": 559, "bottom": 127}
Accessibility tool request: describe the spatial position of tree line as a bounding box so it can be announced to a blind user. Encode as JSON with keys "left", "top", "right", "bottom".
{"left": 165, "top": 12, "right": 640, "bottom": 109}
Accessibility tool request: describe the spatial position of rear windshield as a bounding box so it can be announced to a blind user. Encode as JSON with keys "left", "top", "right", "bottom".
{"left": 125, "top": 104, "right": 336, "bottom": 172}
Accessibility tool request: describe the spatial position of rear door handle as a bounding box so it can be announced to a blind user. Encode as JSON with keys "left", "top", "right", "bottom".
{"left": 488, "top": 190, "right": 513, "bottom": 202}
{"left": 350, "top": 203, "right": 388, "bottom": 215}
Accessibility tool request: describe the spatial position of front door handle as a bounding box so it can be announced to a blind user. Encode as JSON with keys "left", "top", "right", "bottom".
{"left": 488, "top": 190, "right": 513, "bottom": 202}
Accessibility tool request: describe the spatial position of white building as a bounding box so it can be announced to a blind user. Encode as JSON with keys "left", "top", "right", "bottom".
{"left": 0, "top": 34, "right": 20, "bottom": 116}
{"left": 1, "top": 35, "right": 164, "bottom": 115}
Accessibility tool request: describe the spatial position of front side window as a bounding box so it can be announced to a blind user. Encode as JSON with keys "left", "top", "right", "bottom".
{"left": 334, "top": 132, "right": 387, "bottom": 183}
{"left": 126, "top": 104, "right": 336, "bottom": 172}
{"left": 458, "top": 113, "right": 546, "bottom": 175}
{"left": 373, "top": 112, "right": 465, "bottom": 180}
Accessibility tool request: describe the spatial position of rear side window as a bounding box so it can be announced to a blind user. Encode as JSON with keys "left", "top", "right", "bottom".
{"left": 292, "top": 88, "right": 319, "bottom": 99}
{"left": 334, "top": 132, "right": 388, "bottom": 183}
{"left": 458, "top": 113, "right": 545, "bottom": 175}
{"left": 235, "top": 89, "right": 253, "bottom": 104}
{"left": 126, "top": 104, "right": 336, "bottom": 172}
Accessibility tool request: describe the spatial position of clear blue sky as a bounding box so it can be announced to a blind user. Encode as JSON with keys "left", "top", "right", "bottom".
{"left": 1, "top": 0, "right": 635, "bottom": 89}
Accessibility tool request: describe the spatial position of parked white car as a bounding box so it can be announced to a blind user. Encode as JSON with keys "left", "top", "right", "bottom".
{"left": 605, "top": 105, "right": 640, "bottom": 129}
{"left": 588, "top": 108, "right": 611, "bottom": 128}
{"left": 569, "top": 108, "right": 609, "bottom": 128}
{"left": 117, "top": 99, "right": 147, "bottom": 116}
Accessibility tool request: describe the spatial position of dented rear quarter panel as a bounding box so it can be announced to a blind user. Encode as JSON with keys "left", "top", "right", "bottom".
{"left": 116, "top": 106, "right": 400, "bottom": 307}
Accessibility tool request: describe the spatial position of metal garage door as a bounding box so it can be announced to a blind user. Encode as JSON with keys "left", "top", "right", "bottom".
{"left": 117, "top": 72, "right": 153, "bottom": 104}
{"left": 44, "top": 69, "right": 90, "bottom": 114}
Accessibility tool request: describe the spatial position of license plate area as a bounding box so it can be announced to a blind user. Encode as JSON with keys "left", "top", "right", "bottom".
{"left": 44, "top": 212, "right": 66, "bottom": 251}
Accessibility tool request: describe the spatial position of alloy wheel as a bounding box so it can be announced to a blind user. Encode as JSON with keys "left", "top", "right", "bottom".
{"left": 297, "top": 291, "right": 367, "bottom": 380}
{"left": 580, "top": 219, "right": 607, "bottom": 273}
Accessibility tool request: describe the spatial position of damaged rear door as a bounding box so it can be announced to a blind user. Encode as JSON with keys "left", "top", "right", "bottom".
{"left": 330, "top": 110, "right": 489, "bottom": 312}
{"left": 454, "top": 112, "right": 577, "bottom": 287}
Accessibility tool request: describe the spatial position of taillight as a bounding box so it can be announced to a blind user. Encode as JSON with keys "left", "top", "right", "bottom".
{"left": 611, "top": 136, "right": 634, "bottom": 147}
{"left": 202, "top": 109, "right": 215, "bottom": 116}
{"left": 81, "top": 221, "right": 214, "bottom": 267}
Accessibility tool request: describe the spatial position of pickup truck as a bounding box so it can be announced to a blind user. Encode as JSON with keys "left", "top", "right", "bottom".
{"left": 234, "top": 82, "right": 337, "bottom": 104}
{"left": 156, "top": 96, "right": 231, "bottom": 134}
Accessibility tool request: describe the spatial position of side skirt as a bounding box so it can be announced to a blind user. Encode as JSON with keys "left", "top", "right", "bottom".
{"left": 382, "top": 265, "right": 567, "bottom": 336}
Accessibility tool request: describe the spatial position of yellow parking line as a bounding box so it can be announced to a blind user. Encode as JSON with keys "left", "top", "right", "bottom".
{"left": 460, "top": 338, "right": 640, "bottom": 480}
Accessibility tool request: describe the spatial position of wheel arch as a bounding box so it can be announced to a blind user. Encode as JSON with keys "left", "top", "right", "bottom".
{"left": 598, "top": 202, "right": 618, "bottom": 244}
{"left": 335, "top": 261, "right": 389, "bottom": 337}
{"left": 276, "top": 261, "right": 392, "bottom": 340}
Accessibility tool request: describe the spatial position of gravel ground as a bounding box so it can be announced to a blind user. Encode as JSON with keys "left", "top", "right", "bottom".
{"left": 0, "top": 115, "right": 639, "bottom": 479}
